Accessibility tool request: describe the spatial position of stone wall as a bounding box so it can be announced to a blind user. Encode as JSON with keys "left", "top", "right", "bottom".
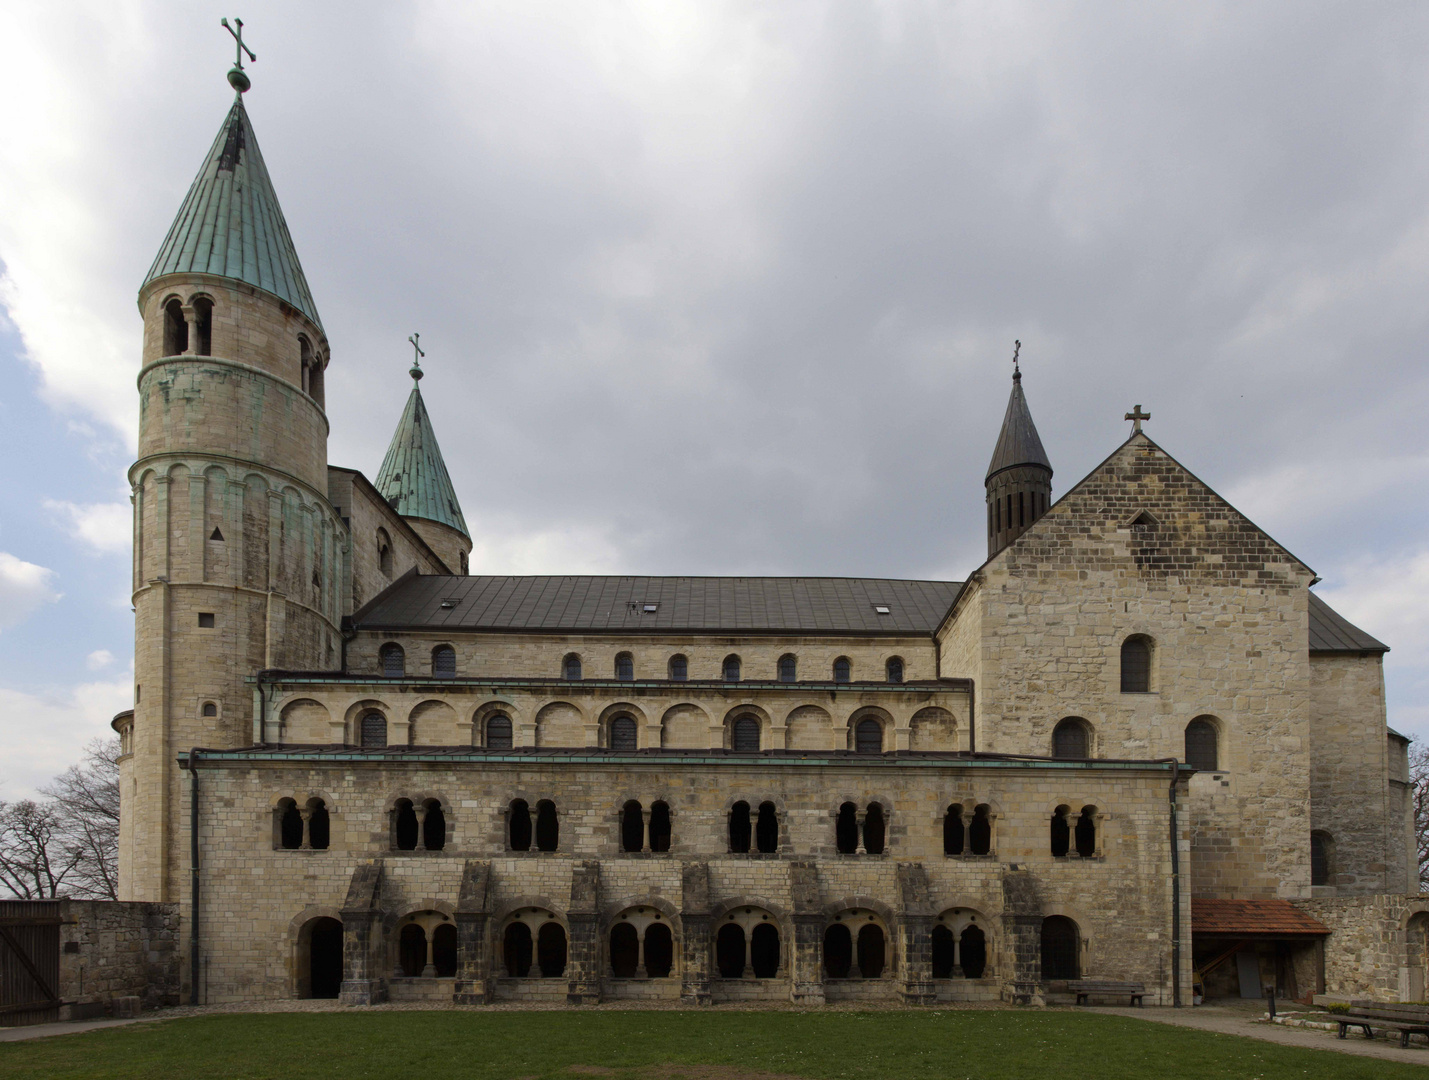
{"left": 328, "top": 468, "right": 450, "bottom": 616}
{"left": 1296, "top": 894, "right": 1429, "bottom": 1001}
{"left": 58, "top": 901, "right": 180, "bottom": 1016}
{"left": 183, "top": 754, "right": 1191, "bottom": 1005}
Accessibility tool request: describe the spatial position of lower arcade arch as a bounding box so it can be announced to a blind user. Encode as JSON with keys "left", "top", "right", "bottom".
{"left": 930, "top": 908, "right": 991, "bottom": 979}
{"left": 823, "top": 909, "right": 891, "bottom": 979}
{"left": 500, "top": 908, "right": 568, "bottom": 978}
{"left": 607, "top": 906, "right": 677, "bottom": 978}
{"left": 391, "top": 909, "right": 457, "bottom": 978}
{"left": 713, "top": 907, "right": 782, "bottom": 979}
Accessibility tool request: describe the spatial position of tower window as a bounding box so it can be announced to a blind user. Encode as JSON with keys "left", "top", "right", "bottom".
{"left": 192, "top": 297, "right": 213, "bottom": 356}
{"left": 1311, "top": 831, "right": 1333, "bottom": 887}
{"left": 778, "top": 654, "right": 797, "bottom": 683}
{"left": 163, "top": 298, "right": 188, "bottom": 356}
{"left": 833, "top": 657, "right": 851, "bottom": 683}
{"left": 198, "top": 613, "right": 215, "bottom": 628}
{"left": 201, "top": 702, "right": 217, "bottom": 718}
{"left": 1120, "top": 635, "right": 1152, "bottom": 693}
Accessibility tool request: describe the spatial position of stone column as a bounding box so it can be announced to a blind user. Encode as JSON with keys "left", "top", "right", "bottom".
{"left": 641, "top": 808, "right": 652, "bottom": 853}
{"left": 855, "top": 810, "right": 868, "bottom": 856}
{"left": 680, "top": 862, "right": 711, "bottom": 1005}
{"left": 413, "top": 804, "right": 428, "bottom": 851}
{"left": 299, "top": 807, "right": 313, "bottom": 851}
{"left": 453, "top": 861, "right": 492, "bottom": 1004}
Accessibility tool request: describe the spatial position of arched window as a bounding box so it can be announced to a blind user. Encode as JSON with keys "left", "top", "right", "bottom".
{"left": 503, "top": 922, "right": 533, "bottom": 977}
{"left": 393, "top": 799, "right": 418, "bottom": 851}
{"left": 969, "top": 805, "right": 992, "bottom": 855}
{"left": 621, "top": 800, "right": 644, "bottom": 853}
{"left": 202, "top": 702, "right": 218, "bottom": 717}
{"left": 716, "top": 923, "right": 746, "bottom": 978}
{"left": 192, "top": 297, "right": 213, "bottom": 356}
{"left": 615, "top": 652, "right": 634, "bottom": 681}
{"left": 961, "top": 925, "right": 987, "bottom": 978}
{"left": 943, "top": 804, "right": 965, "bottom": 856}
{"left": 399, "top": 923, "right": 427, "bottom": 977}
{"left": 728, "top": 801, "right": 752, "bottom": 853}
{"left": 723, "top": 654, "right": 741, "bottom": 682}
{"left": 886, "top": 656, "right": 904, "bottom": 684}
{"left": 668, "top": 654, "right": 688, "bottom": 681}
{"left": 278, "top": 798, "right": 303, "bottom": 849}
{"left": 360, "top": 712, "right": 387, "bottom": 748}
{"left": 1311, "top": 831, "right": 1333, "bottom": 887}
{"left": 485, "top": 713, "right": 513, "bottom": 749}
{"left": 299, "top": 335, "right": 314, "bottom": 393}
{"left": 645, "top": 922, "right": 673, "bottom": 977}
{"left": 931, "top": 924, "right": 955, "bottom": 978}
{"left": 1052, "top": 718, "right": 1090, "bottom": 759}
{"left": 858, "top": 924, "right": 886, "bottom": 978}
{"left": 508, "top": 799, "right": 531, "bottom": 851}
{"left": 1050, "top": 806, "right": 1070, "bottom": 857}
{"left": 307, "top": 798, "right": 330, "bottom": 850}
{"left": 750, "top": 923, "right": 780, "bottom": 978}
{"left": 863, "top": 803, "right": 886, "bottom": 854}
{"left": 756, "top": 801, "right": 779, "bottom": 853}
{"left": 649, "top": 800, "right": 671, "bottom": 852}
{"left": 422, "top": 799, "right": 446, "bottom": 852}
{"left": 836, "top": 802, "right": 859, "bottom": 854}
{"left": 833, "top": 657, "right": 851, "bottom": 683}
{"left": 1120, "top": 635, "right": 1152, "bottom": 693}
{"left": 609, "top": 715, "right": 638, "bottom": 751}
{"left": 778, "top": 654, "right": 797, "bottom": 683}
{"left": 1040, "top": 916, "right": 1080, "bottom": 979}
{"left": 535, "top": 799, "right": 559, "bottom": 852}
{"left": 432, "top": 645, "right": 456, "bottom": 678}
{"left": 610, "top": 922, "right": 639, "bottom": 977}
{"left": 376, "top": 529, "right": 393, "bottom": 578}
{"left": 1185, "top": 717, "right": 1219, "bottom": 771}
{"left": 537, "top": 921, "right": 567, "bottom": 977}
{"left": 563, "top": 653, "right": 582, "bottom": 681}
{"left": 432, "top": 924, "right": 458, "bottom": 977}
{"left": 732, "top": 716, "right": 760, "bottom": 752}
{"left": 824, "top": 923, "right": 852, "bottom": 978}
{"left": 163, "top": 298, "right": 188, "bottom": 356}
{"left": 380, "top": 643, "right": 405, "bottom": 678}
{"left": 855, "top": 718, "right": 883, "bottom": 755}
{"left": 1075, "top": 806, "right": 1096, "bottom": 858}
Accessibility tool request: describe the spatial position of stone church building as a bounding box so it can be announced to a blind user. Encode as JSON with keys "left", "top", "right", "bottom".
{"left": 109, "top": 65, "right": 1423, "bottom": 1010}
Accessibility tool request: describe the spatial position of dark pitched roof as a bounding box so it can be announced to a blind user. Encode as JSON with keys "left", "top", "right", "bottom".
{"left": 142, "top": 98, "right": 322, "bottom": 328}
{"left": 986, "top": 373, "right": 1052, "bottom": 481}
{"left": 355, "top": 576, "right": 964, "bottom": 635}
{"left": 1309, "top": 592, "right": 1388, "bottom": 654}
{"left": 1192, "top": 898, "right": 1328, "bottom": 937}
{"left": 373, "top": 377, "right": 469, "bottom": 538}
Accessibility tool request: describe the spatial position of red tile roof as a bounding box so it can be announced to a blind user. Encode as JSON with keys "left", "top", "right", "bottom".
{"left": 1192, "top": 898, "right": 1329, "bottom": 937}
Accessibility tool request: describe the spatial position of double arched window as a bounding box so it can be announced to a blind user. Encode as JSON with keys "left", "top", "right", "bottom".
{"left": 620, "top": 800, "right": 671, "bottom": 852}
{"left": 836, "top": 802, "right": 887, "bottom": 855}
{"left": 823, "top": 912, "right": 888, "bottom": 979}
{"left": 1050, "top": 806, "right": 1097, "bottom": 858}
{"left": 391, "top": 798, "right": 446, "bottom": 852}
{"left": 508, "top": 799, "right": 560, "bottom": 853}
{"left": 728, "top": 800, "right": 779, "bottom": 854}
{"left": 943, "top": 804, "right": 992, "bottom": 856}
{"left": 1120, "top": 635, "right": 1152, "bottom": 693}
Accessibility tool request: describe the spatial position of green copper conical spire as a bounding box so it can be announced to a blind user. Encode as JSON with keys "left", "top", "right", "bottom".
{"left": 141, "top": 96, "right": 323, "bottom": 329}
{"left": 374, "top": 364, "right": 469, "bottom": 538}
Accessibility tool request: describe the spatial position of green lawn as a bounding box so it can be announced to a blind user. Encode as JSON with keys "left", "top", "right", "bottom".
{"left": 1, "top": 1009, "right": 1423, "bottom": 1080}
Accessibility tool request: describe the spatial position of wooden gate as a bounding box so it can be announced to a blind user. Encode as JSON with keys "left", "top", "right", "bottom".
{"left": 0, "top": 900, "right": 61, "bottom": 1026}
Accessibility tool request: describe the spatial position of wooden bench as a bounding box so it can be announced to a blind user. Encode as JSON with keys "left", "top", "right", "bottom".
{"left": 1336, "top": 1005, "right": 1429, "bottom": 1048}
{"left": 1072, "top": 980, "right": 1146, "bottom": 1006}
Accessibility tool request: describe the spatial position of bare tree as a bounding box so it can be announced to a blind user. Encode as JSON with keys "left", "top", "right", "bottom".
{"left": 1412, "top": 742, "right": 1429, "bottom": 891}
{"left": 0, "top": 799, "right": 85, "bottom": 899}
{"left": 40, "top": 737, "right": 121, "bottom": 900}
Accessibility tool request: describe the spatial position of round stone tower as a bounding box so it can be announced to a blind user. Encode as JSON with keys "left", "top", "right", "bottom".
{"left": 119, "top": 77, "right": 344, "bottom": 902}
{"left": 985, "top": 364, "right": 1053, "bottom": 558}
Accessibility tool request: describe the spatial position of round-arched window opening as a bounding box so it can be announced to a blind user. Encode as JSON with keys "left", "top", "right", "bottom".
{"left": 485, "top": 713, "right": 513, "bottom": 750}
{"left": 379, "top": 643, "right": 405, "bottom": 678}
{"left": 854, "top": 718, "right": 883, "bottom": 754}
{"left": 668, "top": 654, "right": 688, "bottom": 681}
{"left": 778, "top": 654, "right": 797, "bottom": 683}
{"left": 1120, "top": 635, "right": 1152, "bottom": 693}
{"left": 1185, "top": 716, "right": 1219, "bottom": 772}
{"left": 732, "top": 716, "right": 760, "bottom": 752}
{"left": 1052, "top": 718, "right": 1090, "bottom": 760}
{"left": 615, "top": 652, "right": 634, "bottom": 681}
{"left": 202, "top": 702, "right": 218, "bottom": 717}
{"left": 833, "top": 657, "right": 851, "bottom": 683}
{"left": 563, "top": 653, "right": 582, "bottom": 681}
{"left": 610, "top": 715, "right": 638, "bottom": 752}
{"left": 723, "top": 655, "right": 741, "bottom": 683}
{"left": 432, "top": 645, "right": 456, "bottom": 678}
{"left": 360, "top": 712, "right": 388, "bottom": 748}
{"left": 886, "top": 656, "right": 904, "bottom": 684}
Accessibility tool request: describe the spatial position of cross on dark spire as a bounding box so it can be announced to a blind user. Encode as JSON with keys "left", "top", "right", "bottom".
{"left": 408, "top": 333, "right": 425, "bottom": 382}
{"left": 1012, "top": 339, "right": 1022, "bottom": 380}
{"left": 1125, "top": 404, "right": 1150, "bottom": 434}
{"left": 221, "top": 18, "right": 256, "bottom": 94}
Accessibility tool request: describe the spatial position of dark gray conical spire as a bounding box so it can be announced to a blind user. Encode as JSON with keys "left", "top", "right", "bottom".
{"left": 986, "top": 369, "right": 1051, "bottom": 481}
{"left": 985, "top": 365, "right": 1053, "bottom": 557}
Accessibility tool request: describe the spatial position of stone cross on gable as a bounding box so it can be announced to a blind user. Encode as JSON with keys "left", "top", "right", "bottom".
{"left": 1125, "top": 404, "right": 1150, "bottom": 434}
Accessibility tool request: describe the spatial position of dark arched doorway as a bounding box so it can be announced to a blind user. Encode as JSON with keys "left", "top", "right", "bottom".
{"left": 307, "top": 917, "right": 343, "bottom": 998}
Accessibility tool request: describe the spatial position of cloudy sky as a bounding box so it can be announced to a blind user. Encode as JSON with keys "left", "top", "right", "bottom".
{"left": 2, "top": 2, "right": 1427, "bottom": 798}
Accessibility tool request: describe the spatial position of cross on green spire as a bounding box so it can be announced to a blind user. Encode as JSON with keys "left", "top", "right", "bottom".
{"left": 408, "top": 333, "right": 425, "bottom": 382}
{"left": 221, "top": 17, "right": 256, "bottom": 94}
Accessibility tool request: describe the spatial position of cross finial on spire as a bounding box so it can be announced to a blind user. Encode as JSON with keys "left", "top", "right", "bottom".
{"left": 221, "top": 18, "right": 256, "bottom": 94}
{"left": 1125, "top": 404, "right": 1150, "bottom": 434}
{"left": 408, "top": 333, "right": 425, "bottom": 382}
{"left": 1012, "top": 339, "right": 1022, "bottom": 381}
